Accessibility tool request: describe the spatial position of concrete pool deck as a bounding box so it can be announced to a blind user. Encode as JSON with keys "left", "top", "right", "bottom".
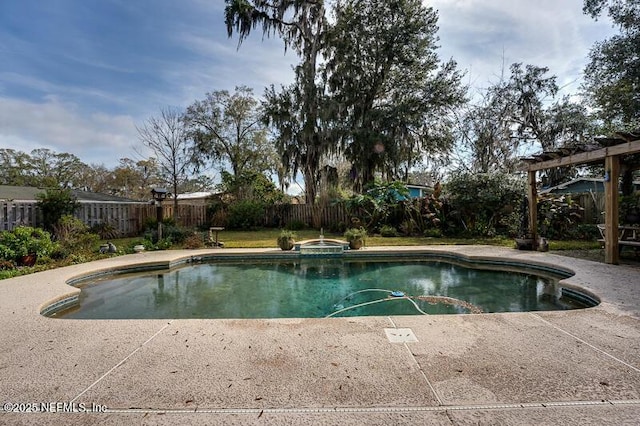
{"left": 0, "top": 245, "right": 638, "bottom": 425}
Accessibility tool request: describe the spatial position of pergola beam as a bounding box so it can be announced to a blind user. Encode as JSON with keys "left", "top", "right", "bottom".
{"left": 523, "top": 140, "right": 640, "bottom": 172}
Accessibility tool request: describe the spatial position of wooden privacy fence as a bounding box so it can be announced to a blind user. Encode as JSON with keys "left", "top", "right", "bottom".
{"left": 1, "top": 202, "right": 38, "bottom": 231}
{"left": 76, "top": 202, "right": 142, "bottom": 236}
{"left": 265, "top": 203, "right": 351, "bottom": 228}
{"left": 576, "top": 192, "right": 604, "bottom": 224}
{"left": 131, "top": 204, "right": 208, "bottom": 230}
{"left": 1, "top": 201, "right": 209, "bottom": 236}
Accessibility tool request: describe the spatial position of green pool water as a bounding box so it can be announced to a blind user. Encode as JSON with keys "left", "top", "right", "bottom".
{"left": 57, "top": 258, "right": 593, "bottom": 319}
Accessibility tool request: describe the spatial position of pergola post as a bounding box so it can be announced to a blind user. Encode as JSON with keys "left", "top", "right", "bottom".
{"left": 604, "top": 155, "right": 620, "bottom": 264}
{"left": 520, "top": 134, "right": 639, "bottom": 263}
{"left": 527, "top": 170, "right": 538, "bottom": 249}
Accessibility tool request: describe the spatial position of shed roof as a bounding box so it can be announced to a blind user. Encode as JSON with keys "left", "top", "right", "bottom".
{"left": 175, "top": 191, "right": 216, "bottom": 200}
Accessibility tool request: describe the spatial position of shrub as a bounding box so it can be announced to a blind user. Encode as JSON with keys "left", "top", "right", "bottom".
{"left": 143, "top": 217, "right": 176, "bottom": 231}
{"left": 498, "top": 211, "right": 522, "bottom": 238}
{"left": 0, "top": 226, "right": 57, "bottom": 260}
{"left": 574, "top": 224, "right": 601, "bottom": 240}
{"left": 49, "top": 246, "right": 69, "bottom": 260}
{"left": 379, "top": 225, "right": 399, "bottom": 237}
{"left": 344, "top": 180, "right": 409, "bottom": 229}
{"left": 90, "top": 222, "right": 120, "bottom": 240}
{"left": 400, "top": 219, "right": 421, "bottom": 236}
{"left": 53, "top": 215, "right": 87, "bottom": 240}
{"left": 423, "top": 228, "right": 442, "bottom": 238}
{"left": 444, "top": 173, "right": 525, "bottom": 237}
{"left": 329, "top": 221, "right": 347, "bottom": 234}
{"left": 0, "top": 259, "right": 15, "bottom": 270}
{"left": 537, "top": 194, "right": 584, "bottom": 240}
{"left": 53, "top": 215, "right": 99, "bottom": 254}
{"left": 139, "top": 237, "right": 172, "bottom": 251}
{"left": 620, "top": 193, "right": 640, "bottom": 224}
{"left": 182, "top": 233, "right": 204, "bottom": 249}
{"left": 408, "top": 182, "right": 444, "bottom": 233}
{"left": 36, "top": 189, "right": 80, "bottom": 232}
{"left": 227, "top": 200, "right": 265, "bottom": 229}
{"left": 163, "top": 225, "right": 192, "bottom": 244}
{"left": 0, "top": 237, "right": 17, "bottom": 261}
{"left": 155, "top": 237, "right": 173, "bottom": 250}
{"left": 143, "top": 219, "right": 191, "bottom": 245}
{"left": 286, "top": 220, "right": 307, "bottom": 231}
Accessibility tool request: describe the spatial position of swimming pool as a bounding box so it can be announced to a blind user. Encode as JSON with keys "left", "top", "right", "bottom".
{"left": 52, "top": 255, "right": 597, "bottom": 319}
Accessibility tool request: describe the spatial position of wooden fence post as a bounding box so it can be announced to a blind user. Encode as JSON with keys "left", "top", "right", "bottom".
{"left": 604, "top": 155, "right": 620, "bottom": 264}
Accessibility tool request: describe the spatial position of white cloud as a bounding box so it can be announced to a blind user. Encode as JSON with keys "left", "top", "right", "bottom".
{"left": 0, "top": 72, "right": 134, "bottom": 110}
{"left": 428, "top": 0, "right": 616, "bottom": 92}
{"left": 171, "top": 31, "right": 296, "bottom": 103}
{"left": 0, "top": 96, "right": 138, "bottom": 166}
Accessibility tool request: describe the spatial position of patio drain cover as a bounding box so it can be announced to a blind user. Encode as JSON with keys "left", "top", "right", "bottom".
{"left": 384, "top": 328, "right": 418, "bottom": 343}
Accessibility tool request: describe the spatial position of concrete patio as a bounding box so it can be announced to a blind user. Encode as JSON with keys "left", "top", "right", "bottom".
{"left": 0, "top": 246, "right": 638, "bottom": 425}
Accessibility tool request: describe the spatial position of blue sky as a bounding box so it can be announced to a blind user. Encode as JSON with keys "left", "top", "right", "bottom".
{"left": 0, "top": 0, "right": 616, "bottom": 168}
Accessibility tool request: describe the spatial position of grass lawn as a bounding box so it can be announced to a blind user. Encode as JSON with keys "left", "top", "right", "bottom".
{"left": 185, "top": 229, "right": 518, "bottom": 249}
{"left": 103, "top": 228, "right": 604, "bottom": 251}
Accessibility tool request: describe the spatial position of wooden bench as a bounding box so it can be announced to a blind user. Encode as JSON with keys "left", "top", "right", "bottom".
{"left": 597, "top": 224, "right": 640, "bottom": 253}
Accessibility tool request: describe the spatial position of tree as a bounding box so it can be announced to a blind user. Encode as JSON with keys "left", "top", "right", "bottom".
{"left": 455, "top": 63, "right": 593, "bottom": 186}
{"left": 0, "top": 148, "right": 90, "bottom": 188}
{"left": 506, "top": 64, "right": 594, "bottom": 186}
{"left": 456, "top": 81, "right": 518, "bottom": 173}
{"left": 36, "top": 188, "right": 80, "bottom": 232}
{"left": 0, "top": 149, "right": 31, "bottom": 186}
{"left": 28, "top": 149, "right": 88, "bottom": 189}
{"left": 225, "top": 0, "right": 330, "bottom": 203}
{"left": 107, "top": 158, "right": 161, "bottom": 200}
{"left": 262, "top": 81, "right": 338, "bottom": 201}
{"left": 137, "top": 107, "right": 194, "bottom": 216}
{"left": 179, "top": 175, "right": 215, "bottom": 194}
{"left": 582, "top": 0, "right": 640, "bottom": 129}
{"left": 184, "top": 86, "right": 275, "bottom": 178}
{"left": 502, "top": 63, "right": 559, "bottom": 151}
{"left": 324, "top": 0, "right": 466, "bottom": 191}
{"left": 218, "top": 170, "right": 286, "bottom": 204}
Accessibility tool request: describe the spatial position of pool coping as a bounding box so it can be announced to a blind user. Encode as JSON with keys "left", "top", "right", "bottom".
{"left": 1, "top": 245, "right": 638, "bottom": 424}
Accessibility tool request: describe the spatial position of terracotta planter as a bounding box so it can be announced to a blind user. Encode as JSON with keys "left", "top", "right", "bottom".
{"left": 278, "top": 238, "right": 295, "bottom": 251}
{"left": 18, "top": 253, "right": 37, "bottom": 267}
{"left": 514, "top": 238, "right": 534, "bottom": 251}
{"left": 348, "top": 239, "right": 364, "bottom": 250}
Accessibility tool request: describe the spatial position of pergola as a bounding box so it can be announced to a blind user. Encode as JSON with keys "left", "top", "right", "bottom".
{"left": 520, "top": 131, "right": 640, "bottom": 264}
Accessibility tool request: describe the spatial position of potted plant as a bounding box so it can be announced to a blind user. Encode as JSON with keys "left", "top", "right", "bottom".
{"left": 277, "top": 230, "right": 296, "bottom": 251}
{"left": 344, "top": 227, "right": 367, "bottom": 250}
